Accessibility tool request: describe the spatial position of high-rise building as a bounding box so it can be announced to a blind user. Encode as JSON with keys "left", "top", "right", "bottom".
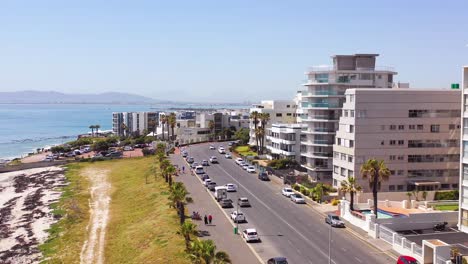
{"left": 333, "top": 88, "right": 460, "bottom": 193}
{"left": 459, "top": 66, "right": 468, "bottom": 233}
{"left": 112, "top": 112, "right": 158, "bottom": 137}
{"left": 299, "top": 54, "right": 397, "bottom": 182}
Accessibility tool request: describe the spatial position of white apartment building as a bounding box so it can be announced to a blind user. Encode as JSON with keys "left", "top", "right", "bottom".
{"left": 299, "top": 54, "right": 397, "bottom": 182}
{"left": 266, "top": 123, "right": 306, "bottom": 161}
{"left": 460, "top": 66, "right": 468, "bottom": 233}
{"left": 112, "top": 112, "right": 158, "bottom": 137}
{"left": 249, "top": 100, "right": 297, "bottom": 147}
{"left": 333, "top": 88, "right": 461, "bottom": 193}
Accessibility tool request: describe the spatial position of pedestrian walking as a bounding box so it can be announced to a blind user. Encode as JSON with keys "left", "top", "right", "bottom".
{"left": 204, "top": 215, "right": 208, "bottom": 225}
{"left": 208, "top": 214, "right": 212, "bottom": 224}
{"left": 182, "top": 166, "right": 185, "bottom": 173}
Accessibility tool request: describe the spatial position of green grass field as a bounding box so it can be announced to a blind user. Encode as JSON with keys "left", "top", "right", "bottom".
{"left": 434, "top": 204, "right": 458, "bottom": 211}
{"left": 235, "top": 145, "right": 258, "bottom": 157}
{"left": 40, "top": 157, "right": 190, "bottom": 264}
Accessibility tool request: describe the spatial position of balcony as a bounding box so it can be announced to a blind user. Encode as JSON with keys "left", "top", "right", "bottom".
{"left": 301, "top": 102, "right": 341, "bottom": 109}
{"left": 300, "top": 161, "right": 332, "bottom": 171}
{"left": 301, "top": 140, "right": 333, "bottom": 146}
{"left": 301, "top": 152, "right": 333, "bottom": 159}
{"left": 301, "top": 90, "right": 345, "bottom": 97}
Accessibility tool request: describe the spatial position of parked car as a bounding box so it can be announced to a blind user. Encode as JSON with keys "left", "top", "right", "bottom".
{"left": 209, "top": 156, "right": 218, "bottom": 163}
{"left": 225, "top": 183, "right": 237, "bottom": 192}
{"left": 239, "top": 161, "right": 247, "bottom": 167}
{"left": 235, "top": 158, "right": 244, "bottom": 165}
{"left": 123, "top": 146, "right": 133, "bottom": 151}
{"left": 228, "top": 142, "right": 233, "bottom": 146}
{"left": 246, "top": 166, "right": 256, "bottom": 173}
{"left": 225, "top": 153, "right": 232, "bottom": 159}
{"left": 195, "top": 166, "right": 205, "bottom": 174}
{"left": 187, "top": 157, "right": 194, "bottom": 163}
{"left": 182, "top": 151, "right": 188, "bottom": 158}
{"left": 220, "top": 198, "right": 233, "bottom": 208}
{"left": 230, "top": 211, "right": 246, "bottom": 223}
{"left": 191, "top": 162, "right": 199, "bottom": 169}
{"left": 106, "top": 151, "right": 123, "bottom": 158}
{"left": 242, "top": 164, "right": 250, "bottom": 170}
{"left": 42, "top": 157, "right": 54, "bottom": 162}
{"left": 201, "top": 174, "right": 210, "bottom": 181}
{"left": 238, "top": 197, "right": 251, "bottom": 207}
{"left": 325, "top": 213, "right": 345, "bottom": 228}
{"left": 281, "top": 187, "right": 294, "bottom": 197}
{"left": 242, "top": 228, "right": 260, "bottom": 242}
{"left": 258, "top": 172, "right": 270, "bottom": 181}
{"left": 201, "top": 160, "right": 209, "bottom": 166}
{"left": 397, "top": 256, "right": 418, "bottom": 264}
{"left": 203, "top": 178, "right": 212, "bottom": 187}
{"left": 267, "top": 257, "right": 288, "bottom": 264}
{"left": 209, "top": 145, "right": 215, "bottom": 150}
{"left": 290, "top": 194, "right": 306, "bottom": 204}
{"left": 207, "top": 182, "right": 217, "bottom": 191}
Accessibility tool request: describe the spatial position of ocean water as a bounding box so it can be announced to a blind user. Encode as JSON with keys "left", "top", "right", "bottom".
{"left": 0, "top": 103, "right": 248, "bottom": 160}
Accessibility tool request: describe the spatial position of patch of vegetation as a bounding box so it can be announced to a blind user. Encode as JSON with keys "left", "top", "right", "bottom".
{"left": 233, "top": 128, "right": 249, "bottom": 145}
{"left": 434, "top": 204, "right": 458, "bottom": 211}
{"left": 434, "top": 190, "right": 459, "bottom": 201}
{"left": 268, "top": 158, "right": 297, "bottom": 169}
{"left": 39, "top": 163, "right": 91, "bottom": 263}
{"left": 234, "top": 145, "right": 258, "bottom": 157}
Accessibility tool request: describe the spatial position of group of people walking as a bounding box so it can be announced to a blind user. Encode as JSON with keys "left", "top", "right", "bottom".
{"left": 204, "top": 214, "right": 213, "bottom": 225}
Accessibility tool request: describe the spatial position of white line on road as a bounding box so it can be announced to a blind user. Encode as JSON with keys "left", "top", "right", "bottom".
{"left": 355, "top": 257, "right": 363, "bottom": 263}
{"left": 216, "top": 165, "right": 337, "bottom": 264}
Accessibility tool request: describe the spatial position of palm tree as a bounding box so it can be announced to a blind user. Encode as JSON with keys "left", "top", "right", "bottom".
{"left": 121, "top": 123, "right": 128, "bottom": 137}
{"left": 179, "top": 221, "right": 198, "bottom": 251}
{"left": 250, "top": 111, "right": 260, "bottom": 151}
{"left": 208, "top": 120, "right": 215, "bottom": 141}
{"left": 340, "top": 176, "right": 362, "bottom": 211}
{"left": 148, "top": 119, "right": 158, "bottom": 137}
{"left": 254, "top": 128, "right": 264, "bottom": 153}
{"left": 169, "top": 182, "right": 190, "bottom": 224}
{"left": 259, "top": 113, "right": 270, "bottom": 154}
{"left": 189, "top": 239, "right": 231, "bottom": 264}
{"left": 165, "top": 165, "right": 176, "bottom": 186}
{"left": 360, "top": 159, "right": 391, "bottom": 218}
{"left": 95, "top": 124, "right": 101, "bottom": 136}
{"left": 89, "top": 125, "right": 95, "bottom": 136}
{"left": 168, "top": 112, "right": 177, "bottom": 141}
{"left": 160, "top": 114, "right": 167, "bottom": 140}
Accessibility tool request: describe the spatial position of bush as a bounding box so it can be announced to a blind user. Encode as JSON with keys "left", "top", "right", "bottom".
{"left": 292, "top": 184, "right": 301, "bottom": 191}
{"left": 268, "top": 158, "right": 296, "bottom": 170}
{"left": 142, "top": 148, "right": 155, "bottom": 156}
{"left": 69, "top": 138, "right": 93, "bottom": 148}
{"left": 331, "top": 199, "right": 340, "bottom": 206}
{"left": 301, "top": 188, "right": 310, "bottom": 196}
{"left": 434, "top": 190, "right": 459, "bottom": 201}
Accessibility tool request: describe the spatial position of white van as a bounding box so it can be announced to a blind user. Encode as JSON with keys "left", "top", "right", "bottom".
{"left": 195, "top": 166, "right": 205, "bottom": 174}
{"left": 214, "top": 186, "right": 228, "bottom": 201}
{"left": 218, "top": 147, "right": 225, "bottom": 154}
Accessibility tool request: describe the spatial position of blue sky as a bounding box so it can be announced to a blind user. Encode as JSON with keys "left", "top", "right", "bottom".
{"left": 0, "top": 0, "right": 467, "bottom": 103}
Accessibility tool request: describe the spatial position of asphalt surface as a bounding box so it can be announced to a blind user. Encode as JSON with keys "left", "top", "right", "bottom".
{"left": 184, "top": 143, "right": 396, "bottom": 264}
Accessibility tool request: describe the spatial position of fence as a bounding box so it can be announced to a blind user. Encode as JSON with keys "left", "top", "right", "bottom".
{"left": 379, "top": 225, "right": 394, "bottom": 244}
{"left": 413, "top": 244, "right": 422, "bottom": 256}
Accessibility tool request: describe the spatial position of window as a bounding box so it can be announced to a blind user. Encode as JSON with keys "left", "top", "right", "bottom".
{"left": 398, "top": 125, "right": 404, "bottom": 130}
{"left": 390, "top": 140, "right": 396, "bottom": 145}
{"left": 349, "top": 140, "right": 354, "bottom": 148}
{"left": 441, "top": 184, "right": 450, "bottom": 189}
{"left": 417, "top": 125, "right": 424, "bottom": 130}
{"left": 357, "top": 110, "right": 367, "bottom": 118}
{"left": 449, "top": 124, "right": 456, "bottom": 130}
{"left": 287, "top": 113, "right": 292, "bottom": 116}
{"left": 350, "top": 110, "right": 354, "bottom": 117}
{"left": 431, "top": 125, "right": 440, "bottom": 133}
{"left": 409, "top": 109, "right": 460, "bottom": 118}
{"left": 344, "top": 110, "right": 349, "bottom": 117}
{"left": 340, "top": 168, "right": 346, "bottom": 176}
{"left": 286, "top": 105, "right": 291, "bottom": 108}
{"left": 397, "top": 170, "right": 404, "bottom": 176}
{"left": 390, "top": 170, "right": 395, "bottom": 175}
{"left": 397, "top": 185, "right": 404, "bottom": 191}
{"left": 381, "top": 141, "right": 385, "bottom": 145}
{"left": 349, "top": 125, "right": 354, "bottom": 133}
{"left": 389, "top": 185, "right": 395, "bottom": 191}
{"left": 337, "top": 138, "right": 341, "bottom": 145}
{"left": 398, "top": 140, "right": 404, "bottom": 145}
{"left": 348, "top": 156, "right": 353, "bottom": 162}
{"left": 276, "top": 113, "right": 283, "bottom": 117}
{"left": 350, "top": 94, "right": 354, "bottom": 102}
{"left": 334, "top": 152, "right": 339, "bottom": 158}
{"left": 397, "top": 155, "right": 404, "bottom": 160}
{"left": 389, "top": 155, "right": 396, "bottom": 161}
{"left": 341, "top": 153, "right": 346, "bottom": 161}
{"left": 334, "top": 166, "right": 339, "bottom": 173}
{"left": 378, "top": 75, "right": 382, "bottom": 79}
{"left": 409, "top": 125, "right": 415, "bottom": 130}
{"left": 348, "top": 170, "right": 354, "bottom": 177}
{"left": 390, "top": 125, "right": 396, "bottom": 130}
{"left": 453, "top": 184, "right": 459, "bottom": 188}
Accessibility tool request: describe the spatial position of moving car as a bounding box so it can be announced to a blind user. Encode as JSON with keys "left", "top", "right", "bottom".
{"left": 187, "top": 157, "right": 194, "bottom": 163}
{"left": 209, "top": 156, "right": 218, "bottom": 163}
{"left": 191, "top": 162, "right": 199, "bottom": 169}
{"left": 230, "top": 211, "right": 246, "bottom": 223}
{"left": 182, "top": 151, "right": 188, "bottom": 158}
{"left": 290, "top": 194, "right": 306, "bottom": 204}
{"left": 267, "top": 257, "right": 288, "bottom": 264}
{"left": 209, "top": 145, "right": 215, "bottom": 150}
{"left": 246, "top": 166, "right": 256, "bottom": 173}
{"left": 242, "top": 164, "right": 250, "bottom": 170}
{"left": 281, "top": 187, "right": 294, "bottom": 197}
{"left": 201, "top": 160, "right": 209, "bottom": 166}
{"left": 225, "top": 153, "right": 232, "bottom": 159}
{"left": 225, "top": 183, "right": 237, "bottom": 192}
{"left": 207, "top": 182, "right": 217, "bottom": 191}
{"left": 258, "top": 172, "right": 270, "bottom": 181}
{"left": 214, "top": 186, "right": 228, "bottom": 201}
{"left": 228, "top": 142, "right": 233, "bottom": 146}
{"left": 242, "top": 228, "right": 260, "bottom": 242}
{"left": 201, "top": 174, "right": 210, "bottom": 181}
{"left": 238, "top": 197, "right": 251, "bottom": 207}
{"left": 325, "top": 213, "right": 345, "bottom": 228}
{"left": 220, "top": 198, "right": 233, "bottom": 208}
{"left": 235, "top": 158, "right": 244, "bottom": 165}
{"left": 218, "top": 147, "right": 225, "bottom": 154}
{"left": 203, "top": 178, "right": 212, "bottom": 187}
{"left": 397, "top": 256, "right": 418, "bottom": 264}
{"left": 239, "top": 161, "right": 247, "bottom": 167}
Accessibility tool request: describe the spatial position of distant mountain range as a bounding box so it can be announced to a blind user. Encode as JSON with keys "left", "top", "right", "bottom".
{"left": 0, "top": 90, "right": 171, "bottom": 104}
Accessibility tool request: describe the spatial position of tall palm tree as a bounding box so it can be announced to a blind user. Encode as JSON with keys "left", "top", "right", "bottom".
{"left": 254, "top": 128, "right": 264, "bottom": 153}
{"left": 190, "top": 239, "right": 231, "bottom": 264}
{"left": 165, "top": 165, "right": 176, "bottom": 186}
{"left": 121, "top": 123, "right": 128, "bottom": 137}
{"left": 168, "top": 112, "right": 177, "bottom": 141}
{"left": 160, "top": 114, "right": 167, "bottom": 140}
{"left": 89, "top": 125, "right": 95, "bottom": 136}
{"left": 340, "top": 176, "right": 362, "bottom": 211}
{"left": 259, "top": 113, "right": 270, "bottom": 154}
{"left": 169, "top": 182, "right": 190, "bottom": 224}
{"left": 360, "top": 159, "right": 391, "bottom": 218}
{"left": 250, "top": 111, "right": 260, "bottom": 150}
{"left": 208, "top": 120, "right": 215, "bottom": 141}
{"left": 95, "top": 124, "right": 101, "bottom": 136}
{"left": 148, "top": 119, "right": 158, "bottom": 137}
{"left": 179, "top": 221, "right": 198, "bottom": 251}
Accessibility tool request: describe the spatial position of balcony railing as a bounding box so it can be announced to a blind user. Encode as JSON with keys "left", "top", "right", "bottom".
{"left": 312, "top": 127, "right": 336, "bottom": 132}
{"left": 301, "top": 102, "right": 340, "bottom": 108}
{"left": 301, "top": 90, "right": 344, "bottom": 96}
{"left": 313, "top": 152, "right": 333, "bottom": 157}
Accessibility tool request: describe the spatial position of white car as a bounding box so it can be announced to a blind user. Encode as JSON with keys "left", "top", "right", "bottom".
{"left": 242, "top": 164, "right": 250, "bottom": 170}
{"left": 209, "top": 156, "right": 218, "bottom": 163}
{"left": 225, "top": 183, "right": 237, "bottom": 192}
{"left": 218, "top": 147, "right": 225, "bottom": 154}
{"left": 123, "top": 146, "right": 133, "bottom": 151}
{"left": 201, "top": 160, "right": 209, "bottom": 166}
{"left": 282, "top": 187, "right": 295, "bottom": 197}
{"left": 203, "top": 178, "right": 212, "bottom": 186}
{"left": 242, "top": 228, "right": 260, "bottom": 242}
{"left": 225, "top": 153, "right": 232, "bottom": 159}
{"left": 246, "top": 166, "right": 256, "bottom": 173}
{"left": 235, "top": 158, "right": 244, "bottom": 165}
{"left": 195, "top": 166, "right": 205, "bottom": 174}
{"left": 191, "top": 162, "right": 199, "bottom": 169}
{"left": 239, "top": 161, "right": 246, "bottom": 167}
{"left": 290, "top": 194, "right": 306, "bottom": 204}
{"left": 230, "top": 211, "right": 246, "bottom": 223}
{"left": 209, "top": 145, "right": 215, "bottom": 150}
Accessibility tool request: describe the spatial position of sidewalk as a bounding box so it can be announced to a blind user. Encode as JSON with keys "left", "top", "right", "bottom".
{"left": 170, "top": 153, "right": 260, "bottom": 264}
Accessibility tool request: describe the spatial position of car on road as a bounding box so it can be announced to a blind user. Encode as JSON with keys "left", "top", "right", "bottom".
{"left": 235, "top": 158, "right": 244, "bottom": 165}
{"left": 246, "top": 166, "right": 256, "bottom": 173}
{"left": 325, "top": 213, "right": 345, "bottom": 228}
{"left": 281, "top": 187, "right": 294, "bottom": 197}
{"left": 201, "top": 160, "right": 209, "bottom": 166}
{"left": 209, "top": 156, "right": 218, "bottom": 163}
{"left": 225, "top": 153, "right": 232, "bottom": 159}
{"left": 238, "top": 197, "right": 251, "bottom": 207}
{"left": 191, "top": 162, "right": 199, "bottom": 169}
{"left": 42, "top": 157, "right": 54, "bottom": 162}
{"left": 290, "top": 194, "right": 306, "bottom": 204}
{"left": 397, "top": 256, "right": 418, "bottom": 264}
{"left": 258, "top": 172, "right": 270, "bottom": 181}
{"left": 182, "top": 151, "right": 188, "bottom": 158}
{"left": 207, "top": 182, "right": 217, "bottom": 191}
{"left": 230, "top": 211, "right": 246, "bottom": 223}
{"left": 187, "top": 157, "right": 194, "bottom": 163}
{"left": 209, "top": 145, "right": 215, "bottom": 150}
{"left": 203, "top": 178, "right": 212, "bottom": 186}
{"left": 195, "top": 166, "right": 205, "bottom": 174}
{"left": 228, "top": 142, "right": 233, "bottom": 146}
{"left": 220, "top": 198, "right": 233, "bottom": 208}
{"left": 242, "top": 228, "right": 260, "bottom": 242}
{"left": 242, "top": 164, "right": 250, "bottom": 170}
{"left": 218, "top": 147, "right": 225, "bottom": 154}
{"left": 238, "top": 161, "right": 246, "bottom": 167}
{"left": 123, "top": 146, "right": 133, "bottom": 151}
{"left": 225, "top": 183, "right": 237, "bottom": 192}
{"left": 201, "top": 174, "right": 210, "bottom": 181}
{"left": 267, "top": 257, "right": 288, "bottom": 264}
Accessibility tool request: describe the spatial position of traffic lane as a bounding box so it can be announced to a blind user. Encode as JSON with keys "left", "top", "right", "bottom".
{"left": 191, "top": 145, "right": 394, "bottom": 264}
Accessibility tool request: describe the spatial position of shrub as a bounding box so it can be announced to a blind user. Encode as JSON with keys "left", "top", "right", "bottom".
{"left": 301, "top": 189, "right": 310, "bottom": 196}
{"left": 293, "top": 184, "right": 301, "bottom": 191}
{"left": 331, "top": 199, "right": 340, "bottom": 206}
{"left": 142, "top": 148, "right": 156, "bottom": 156}
{"left": 434, "top": 190, "right": 459, "bottom": 201}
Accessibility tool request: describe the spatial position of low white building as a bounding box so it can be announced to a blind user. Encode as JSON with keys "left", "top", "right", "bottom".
{"left": 266, "top": 123, "right": 306, "bottom": 161}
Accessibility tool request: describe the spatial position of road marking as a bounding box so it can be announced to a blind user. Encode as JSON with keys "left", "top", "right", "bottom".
{"left": 354, "top": 257, "right": 363, "bottom": 263}
{"left": 216, "top": 165, "right": 337, "bottom": 264}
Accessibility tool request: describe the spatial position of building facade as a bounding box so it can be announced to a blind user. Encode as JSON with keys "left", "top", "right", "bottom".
{"left": 460, "top": 66, "right": 468, "bottom": 233}
{"left": 112, "top": 112, "right": 158, "bottom": 137}
{"left": 333, "top": 88, "right": 461, "bottom": 193}
{"left": 299, "top": 54, "right": 397, "bottom": 182}
{"left": 266, "top": 124, "right": 306, "bottom": 161}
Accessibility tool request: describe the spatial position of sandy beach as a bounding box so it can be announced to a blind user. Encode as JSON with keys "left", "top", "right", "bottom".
{"left": 0, "top": 166, "right": 67, "bottom": 264}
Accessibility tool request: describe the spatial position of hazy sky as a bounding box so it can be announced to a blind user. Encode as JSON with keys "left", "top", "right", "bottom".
{"left": 1, "top": 0, "right": 467, "bottom": 103}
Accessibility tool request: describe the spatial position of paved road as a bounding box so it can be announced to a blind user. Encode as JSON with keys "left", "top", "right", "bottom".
{"left": 185, "top": 143, "right": 396, "bottom": 264}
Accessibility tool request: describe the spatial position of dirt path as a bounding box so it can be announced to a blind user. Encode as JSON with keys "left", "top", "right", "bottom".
{"left": 80, "top": 168, "right": 111, "bottom": 264}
